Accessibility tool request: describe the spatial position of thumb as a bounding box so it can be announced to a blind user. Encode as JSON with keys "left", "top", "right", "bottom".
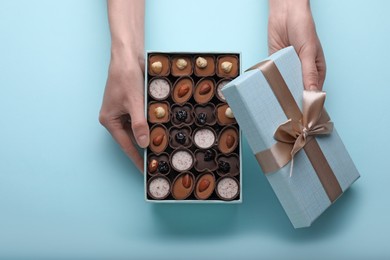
{"left": 300, "top": 51, "right": 319, "bottom": 90}
{"left": 127, "top": 101, "right": 149, "bottom": 148}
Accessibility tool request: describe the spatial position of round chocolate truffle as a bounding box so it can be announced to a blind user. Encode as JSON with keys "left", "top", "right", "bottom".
{"left": 172, "top": 77, "right": 194, "bottom": 104}
{"left": 195, "top": 173, "right": 216, "bottom": 200}
{"left": 148, "top": 78, "right": 171, "bottom": 100}
{"left": 216, "top": 177, "right": 239, "bottom": 200}
{"left": 216, "top": 55, "right": 239, "bottom": 78}
{"left": 171, "top": 149, "right": 194, "bottom": 171}
{"left": 172, "top": 172, "right": 195, "bottom": 200}
{"left": 194, "top": 56, "right": 215, "bottom": 77}
{"left": 149, "top": 125, "right": 168, "bottom": 154}
{"left": 216, "top": 79, "right": 231, "bottom": 102}
{"left": 216, "top": 103, "right": 236, "bottom": 125}
{"left": 148, "top": 176, "right": 171, "bottom": 200}
{"left": 218, "top": 126, "right": 239, "bottom": 154}
{"left": 194, "top": 79, "right": 215, "bottom": 104}
{"left": 148, "top": 54, "right": 170, "bottom": 76}
{"left": 171, "top": 56, "right": 193, "bottom": 76}
{"left": 193, "top": 127, "right": 216, "bottom": 149}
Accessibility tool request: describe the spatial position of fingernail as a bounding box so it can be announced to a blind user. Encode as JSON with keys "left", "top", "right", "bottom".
{"left": 137, "top": 135, "right": 149, "bottom": 148}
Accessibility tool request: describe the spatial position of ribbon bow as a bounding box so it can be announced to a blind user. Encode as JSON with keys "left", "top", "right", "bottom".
{"left": 273, "top": 90, "right": 334, "bottom": 176}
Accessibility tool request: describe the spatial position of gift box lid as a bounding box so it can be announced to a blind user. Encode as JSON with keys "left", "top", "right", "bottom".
{"left": 221, "top": 46, "right": 360, "bottom": 228}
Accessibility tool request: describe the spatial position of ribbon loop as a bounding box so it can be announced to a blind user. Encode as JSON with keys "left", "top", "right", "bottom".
{"left": 273, "top": 90, "right": 334, "bottom": 174}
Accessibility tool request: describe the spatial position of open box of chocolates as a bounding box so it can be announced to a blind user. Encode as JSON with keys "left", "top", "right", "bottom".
{"left": 144, "top": 52, "right": 242, "bottom": 202}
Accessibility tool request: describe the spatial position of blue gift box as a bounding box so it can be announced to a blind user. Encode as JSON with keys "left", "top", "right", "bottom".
{"left": 222, "top": 46, "right": 360, "bottom": 228}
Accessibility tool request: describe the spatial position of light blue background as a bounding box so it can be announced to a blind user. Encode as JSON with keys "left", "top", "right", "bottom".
{"left": 0, "top": 0, "right": 388, "bottom": 259}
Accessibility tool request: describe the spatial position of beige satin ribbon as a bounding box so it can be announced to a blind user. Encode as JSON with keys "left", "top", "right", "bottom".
{"left": 248, "top": 59, "right": 342, "bottom": 202}
{"left": 274, "top": 91, "right": 334, "bottom": 176}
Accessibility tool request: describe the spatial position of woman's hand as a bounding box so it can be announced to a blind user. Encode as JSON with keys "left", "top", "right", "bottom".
{"left": 268, "top": 0, "right": 326, "bottom": 90}
{"left": 100, "top": 0, "right": 147, "bottom": 172}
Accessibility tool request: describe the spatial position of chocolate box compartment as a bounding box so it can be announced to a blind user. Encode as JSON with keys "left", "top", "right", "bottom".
{"left": 171, "top": 56, "right": 193, "bottom": 77}
{"left": 194, "top": 78, "right": 216, "bottom": 104}
{"left": 194, "top": 149, "right": 218, "bottom": 172}
{"left": 148, "top": 54, "right": 170, "bottom": 77}
{"left": 148, "top": 77, "right": 172, "bottom": 101}
{"left": 144, "top": 51, "right": 242, "bottom": 203}
{"left": 149, "top": 124, "right": 169, "bottom": 154}
{"left": 170, "top": 103, "right": 194, "bottom": 126}
{"left": 147, "top": 152, "right": 171, "bottom": 176}
{"left": 194, "top": 104, "right": 217, "bottom": 126}
{"left": 172, "top": 76, "right": 194, "bottom": 104}
{"left": 168, "top": 125, "right": 192, "bottom": 149}
{"left": 216, "top": 177, "right": 240, "bottom": 201}
{"left": 171, "top": 172, "right": 195, "bottom": 200}
{"left": 194, "top": 55, "right": 216, "bottom": 77}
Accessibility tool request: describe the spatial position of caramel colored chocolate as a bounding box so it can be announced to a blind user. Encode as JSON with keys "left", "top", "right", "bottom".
{"left": 172, "top": 172, "right": 195, "bottom": 200}
{"left": 216, "top": 104, "right": 236, "bottom": 125}
{"left": 171, "top": 56, "right": 193, "bottom": 76}
{"left": 194, "top": 149, "right": 218, "bottom": 172}
{"left": 149, "top": 125, "right": 168, "bottom": 154}
{"left": 216, "top": 154, "right": 240, "bottom": 177}
{"left": 148, "top": 55, "right": 170, "bottom": 76}
{"left": 148, "top": 102, "right": 170, "bottom": 123}
{"left": 194, "top": 56, "right": 215, "bottom": 77}
{"left": 194, "top": 79, "right": 215, "bottom": 104}
{"left": 172, "top": 77, "right": 194, "bottom": 104}
{"left": 169, "top": 126, "right": 192, "bottom": 149}
{"left": 171, "top": 103, "right": 194, "bottom": 126}
{"left": 194, "top": 104, "right": 217, "bottom": 126}
{"left": 216, "top": 55, "right": 239, "bottom": 78}
{"left": 195, "top": 173, "right": 215, "bottom": 200}
{"left": 218, "top": 126, "right": 239, "bottom": 154}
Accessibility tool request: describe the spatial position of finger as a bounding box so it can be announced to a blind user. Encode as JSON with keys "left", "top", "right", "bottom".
{"left": 300, "top": 50, "right": 319, "bottom": 90}
{"left": 107, "top": 121, "right": 144, "bottom": 173}
{"left": 126, "top": 99, "right": 150, "bottom": 148}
